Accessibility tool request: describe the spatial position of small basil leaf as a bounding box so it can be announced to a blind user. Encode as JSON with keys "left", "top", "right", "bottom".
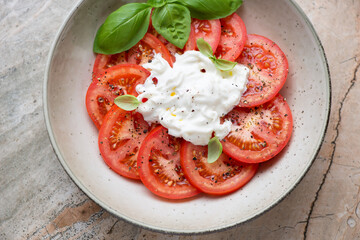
{"left": 180, "top": 0, "right": 243, "bottom": 20}
{"left": 147, "top": 0, "right": 166, "bottom": 8}
{"left": 214, "top": 58, "right": 237, "bottom": 71}
{"left": 210, "top": 56, "right": 217, "bottom": 62}
{"left": 114, "top": 95, "right": 140, "bottom": 111}
{"left": 196, "top": 38, "right": 213, "bottom": 58}
{"left": 207, "top": 137, "right": 223, "bottom": 163}
{"left": 152, "top": 3, "right": 191, "bottom": 49}
{"left": 94, "top": 3, "right": 152, "bottom": 54}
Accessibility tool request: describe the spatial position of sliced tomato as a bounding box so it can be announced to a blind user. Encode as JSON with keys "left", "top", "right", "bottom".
{"left": 215, "top": 13, "right": 247, "bottom": 61}
{"left": 99, "top": 106, "right": 150, "bottom": 180}
{"left": 86, "top": 82, "right": 115, "bottom": 129}
{"left": 181, "top": 142, "right": 258, "bottom": 195}
{"left": 222, "top": 94, "right": 293, "bottom": 163}
{"left": 192, "top": 19, "right": 221, "bottom": 52}
{"left": 92, "top": 52, "right": 128, "bottom": 79}
{"left": 128, "top": 33, "right": 173, "bottom": 67}
{"left": 236, "top": 34, "right": 289, "bottom": 107}
{"left": 86, "top": 64, "right": 150, "bottom": 129}
{"left": 137, "top": 126, "right": 200, "bottom": 199}
{"left": 183, "top": 26, "right": 197, "bottom": 51}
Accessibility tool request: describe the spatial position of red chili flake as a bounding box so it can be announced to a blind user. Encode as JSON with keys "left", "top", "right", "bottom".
{"left": 142, "top": 98, "right": 148, "bottom": 103}
{"left": 152, "top": 77, "right": 158, "bottom": 85}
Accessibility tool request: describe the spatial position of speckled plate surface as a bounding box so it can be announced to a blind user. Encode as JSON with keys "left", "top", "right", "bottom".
{"left": 44, "top": 0, "right": 330, "bottom": 234}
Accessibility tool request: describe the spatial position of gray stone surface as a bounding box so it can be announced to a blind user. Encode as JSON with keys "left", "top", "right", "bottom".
{"left": 0, "top": 0, "right": 359, "bottom": 239}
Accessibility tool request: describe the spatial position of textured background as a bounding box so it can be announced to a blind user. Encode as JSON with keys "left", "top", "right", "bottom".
{"left": 0, "top": 0, "right": 359, "bottom": 239}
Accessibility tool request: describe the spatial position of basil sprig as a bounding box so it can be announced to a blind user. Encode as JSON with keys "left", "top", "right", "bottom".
{"left": 94, "top": 0, "right": 243, "bottom": 55}
{"left": 114, "top": 95, "right": 140, "bottom": 111}
{"left": 197, "top": 38, "right": 237, "bottom": 71}
{"left": 207, "top": 136, "right": 223, "bottom": 163}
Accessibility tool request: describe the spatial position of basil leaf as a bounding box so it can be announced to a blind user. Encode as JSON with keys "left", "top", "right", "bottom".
{"left": 196, "top": 38, "right": 213, "bottom": 58}
{"left": 147, "top": 0, "right": 166, "bottom": 8}
{"left": 214, "top": 58, "right": 237, "bottom": 71}
{"left": 179, "top": 0, "right": 243, "bottom": 20}
{"left": 197, "top": 38, "right": 237, "bottom": 71}
{"left": 152, "top": 3, "right": 191, "bottom": 49}
{"left": 114, "top": 95, "right": 140, "bottom": 111}
{"left": 94, "top": 3, "right": 152, "bottom": 54}
{"left": 207, "top": 137, "right": 223, "bottom": 163}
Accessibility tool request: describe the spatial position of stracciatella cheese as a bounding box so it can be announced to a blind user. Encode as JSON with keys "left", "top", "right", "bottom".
{"left": 136, "top": 51, "right": 249, "bottom": 146}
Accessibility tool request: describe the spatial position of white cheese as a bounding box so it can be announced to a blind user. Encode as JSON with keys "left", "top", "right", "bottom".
{"left": 136, "top": 51, "right": 249, "bottom": 146}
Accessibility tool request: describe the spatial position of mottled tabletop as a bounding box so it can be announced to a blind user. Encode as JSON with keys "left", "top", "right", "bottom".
{"left": 1, "top": 0, "right": 359, "bottom": 239}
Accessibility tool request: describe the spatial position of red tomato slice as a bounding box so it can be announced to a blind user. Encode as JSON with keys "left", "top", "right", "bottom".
{"left": 92, "top": 52, "right": 128, "bottom": 79}
{"left": 192, "top": 19, "right": 221, "bottom": 52}
{"left": 128, "top": 33, "right": 173, "bottom": 67}
{"left": 137, "top": 126, "right": 200, "bottom": 200}
{"left": 99, "top": 106, "right": 150, "bottom": 180}
{"left": 86, "top": 64, "right": 150, "bottom": 129}
{"left": 215, "top": 13, "right": 247, "bottom": 61}
{"left": 222, "top": 94, "right": 293, "bottom": 163}
{"left": 181, "top": 142, "right": 258, "bottom": 195}
{"left": 85, "top": 82, "right": 114, "bottom": 129}
{"left": 236, "top": 34, "right": 289, "bottom": 107}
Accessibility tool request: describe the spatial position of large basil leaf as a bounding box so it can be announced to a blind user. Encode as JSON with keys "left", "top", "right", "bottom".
{"left": 178, "top": 0, "right": 243, "bottom": 20}
{"left": 152, "top": 3, "right": 191, "bottom": 49}
{"left": 147, "top": 0, "right": 166, "bottom": 8}
{"left": 93, "top": 3, "right": 152, "bottom": 54}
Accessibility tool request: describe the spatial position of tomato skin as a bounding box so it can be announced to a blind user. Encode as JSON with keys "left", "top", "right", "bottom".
{"left": 183, "top": 25, "right": 197, "bottom": 51}
{"left": 92, "top": 52, "right": 128, "bottom": 79}
{"left": 128, "top": 33, "right": 173, "bottom": 67}
{"left": 192, "top": 19, "right": 221, "bottom": 52}
{"left": 86, "top": 82, "right": 115, "bottom": 129}
{"left": 137, "top": 126, "right": 200, "bottom": 200}
{"left": 222, "top": 94, "right": 293, "bottom": 163}
{"left": 215, "top": 13, "right": 247, "bottom": 61}
{"left": 86, "top": 64, "right": 150, "bottom": 129}
{"left": 181, "top": 142, "right": 258, "bottom": 195}
{"left": 236, "top": 34, "right": 289, "bottom": 108}
{"left": 99, "top": 106, "right": 150, "bottom": 180}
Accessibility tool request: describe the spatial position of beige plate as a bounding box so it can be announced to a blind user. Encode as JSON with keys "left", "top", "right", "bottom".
{"left": 44, "top": 0, "right": 331, "bottom": 234}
